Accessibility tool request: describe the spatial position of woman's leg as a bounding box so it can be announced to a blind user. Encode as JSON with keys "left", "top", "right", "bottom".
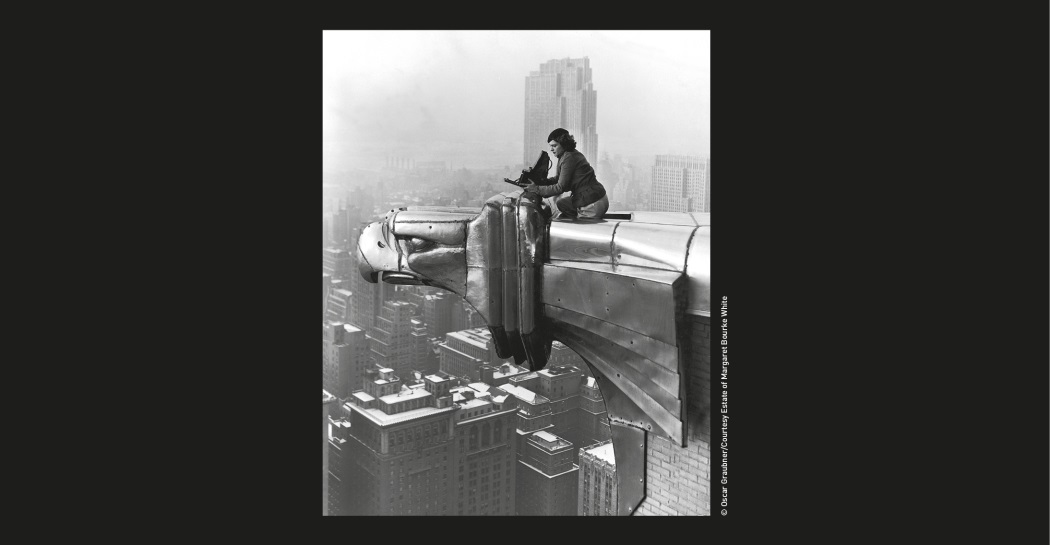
{"left": 555, "top": 194, "right": 577, "bottom": 218}
{"left": 578, "top": 195, "right": 609, "bottom": 219}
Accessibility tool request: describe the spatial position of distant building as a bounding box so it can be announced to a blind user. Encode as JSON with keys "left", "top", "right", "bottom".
{"left": 341, "top": 369, "right": 458, "bottom": 515}
{"left": 323, "top": 273, "right": 331, "bottom": 319}
{"left": 450, "top": 300, "right": 484, "bottom": 332}
{"left": 348, "top": 252, "right": 382, "bottom": 330}
{"left": 410, "top": 317, "right": 437, "bottom": 374}
{"left": 578, "top": 376, "right": 611, "bottom": 450}
{"left": 437, "top": 328, "right": 513, "bottom": 381}
{"left": 323, "top": 247, "right": 353, "bottom": 279}
{"left": 516, "top": 430, "right": 579, "bottom": 516}
{"left": 497, "top": 382, "right": 555, "bottom": 458}
{"left": 478, "top": 362, "right": 530, "bottom": 387}
{"left": 449, "top": 383, "right": 519, "bottom": 515}
{"left": 535, "top": 365, "right": 584, "bottom": 461}
{"left": 370, "top": 301, "right": 427, "bottom": 378}
{"left": 324, "top": 288, "right": 353, "bottom": 324}
{"left": 423, "top": 292, "right": 457, "bottom": 340}
{"left": 649, "top": 154, "right": 710, "bottom": 213}
{"left": 323, "top": 321, "right": 368, "bottom": 401}
{"left": 323, "top": 390, "right": 336, "bottom": 516}
{"left": 578, "top": 440, "right": 617, "bottom": 516}
{"left": 524, "top": 57, "right": 598, "bottom": 166}
{"left": 327, "top": 415, "right": 353, "bottom": 515}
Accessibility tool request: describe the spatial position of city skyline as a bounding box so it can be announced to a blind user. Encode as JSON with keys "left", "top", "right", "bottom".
{"left": 323, "top": 31, "right": 709, "bottom": 172}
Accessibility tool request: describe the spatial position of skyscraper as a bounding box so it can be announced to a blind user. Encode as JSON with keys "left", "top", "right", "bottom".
{"left": 449, "top": 384, "right": 519, "bottom": 515}
{"left": 323, "top": 321, "right": 368, "bottom": 401}
{"left": 648, "top": 154, "right": 710, "bottom": 213}
{"left": 322, "top": 247, "right": 353, "bottom": 279}
{"left": 437, "top": 328, "right": 514, "bottom": 381}
{"left": 342, "top": 369, "right": 458, "bottom": 515}
{"left": 323, "top": 390, "right": 336, "bottom": 516}
{"left": 578, "top": 376, "right": 611, "bottom": 450}
{"left": 370, "top": 301, "right": 426, "bottom": 378}
{"left": 534, "top": 365, "right": 584, "bottom": 462}
{"left": 524, "top": 57, "right": 598, "bottom": 167}
{"left": 578, "top": 440, "right": 617, "bottom": 516}
{"left": 516, "top": 430, "right": 579, "bottom": 516}
{"left": 324, "top": 288, "right": 353, "bottom": 324}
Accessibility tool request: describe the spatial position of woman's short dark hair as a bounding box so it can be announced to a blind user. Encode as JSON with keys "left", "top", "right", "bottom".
{"left": 547, "top": 128, "right": 577, "bottom": 151}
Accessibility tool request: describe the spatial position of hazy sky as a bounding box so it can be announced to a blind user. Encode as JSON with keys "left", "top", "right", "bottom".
{"left": 323, "top": 30, "right": 709, "bottom": 171}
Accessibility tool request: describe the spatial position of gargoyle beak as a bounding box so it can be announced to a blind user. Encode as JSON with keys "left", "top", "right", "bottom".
{"left": 378, "top": 271, "right": 426, "bottom": 285}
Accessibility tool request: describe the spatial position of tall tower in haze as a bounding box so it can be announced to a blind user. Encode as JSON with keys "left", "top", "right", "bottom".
{"left": 524, "top": 58, "right": 598, "bottom": 167}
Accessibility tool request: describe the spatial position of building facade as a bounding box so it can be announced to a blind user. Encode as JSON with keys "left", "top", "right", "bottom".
{"left": 341, "top": 369, "right": 458, "bottom": 515}
{"left": 649, "top": 154, "right": 710, "bottom": 213}
{"left": 449, "top": 384, "right": 519, "bottom": 515}
{"left": 516, "top": 430, "right": 579, "bottom": 516}
{"left": 323, "top": 321, "right": 368, "bottom": 401}
{"left": 370, "top": 301, "right": 427, "bottom": 378}
{"left": 524, "top": 57, "right": 598, "bottom": 166}
{"left": 577, "top": 376, "right": 612, "bottom": 451}
{"left": 323, "top": 390, "right": 336, "bottom": 516}
{"left": 437, "top": 328, "right": 513, "bottom": 381}
{"left": 534, "top": 365, "right": 584, "bottom": 462}
{"left": 578, "top": 440, "right": 617, "bottom": 516}
{"left": 322, "top": 247, "right": 353, "bottom": 279}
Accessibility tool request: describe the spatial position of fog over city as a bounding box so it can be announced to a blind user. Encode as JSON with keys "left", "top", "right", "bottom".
{"left": 323, "top": 30, "right": 709, "bottom": 172}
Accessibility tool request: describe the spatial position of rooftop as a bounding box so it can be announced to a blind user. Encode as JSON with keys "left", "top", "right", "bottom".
{"left": 493, "top": 363, "right": 527, "bottom": 378}
{"left": 584, "top": 442, "right": 616, "bottom": 465}
{"left": 350, "top": 402, "right": 456, "bottom": 427}
{"left": 379, "top": 387, "right": 430, "bottom": 404}
{"left": 496, "top": 384, "right": 550, "bottom": 405}
{"left": 538, "top": 365, "right": 579, "bottom": 378}
{"left": 446, "top": 328, "right": 492, "bottom": 349}
{"left": 530, "top": 430, "right": 573, "bottom": 451}
{"left": 352, "top": 391, "right": 375, "bottom": 403}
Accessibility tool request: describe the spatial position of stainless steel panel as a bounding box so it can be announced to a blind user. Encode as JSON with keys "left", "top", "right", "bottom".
{"left": 500, "top": 198, "right": 518, "bottom": 333}
{"left": 393, "top": 220, "right": 468, "bottom": 246}
{"left": 548, "top": 221, "right": 616, "bottom": 263}
{"left": 613, "top": 223, "right": 696, "bottom": 271}
{"left": 610, "top": 423, "right": 646, "bottom": 516}
{"left": 685, "top": 225, "right": 711, "bottom": 317}
{"left": 558, "top": 326, "right": 684, "bottom": 445}
{"left": 553, "top": 319, "right": 680, "bottom": 419}
{"left": 406, "top": 247, "right": 466, "bottom": 294}
{"left": 393, "top": 211, "right": 477, "bottom": 223}
{"left": 542, "top": 263, "right": 681, "bottom": 347}
{"left": 543, "top": 305, "right": 679, "bottom": 373}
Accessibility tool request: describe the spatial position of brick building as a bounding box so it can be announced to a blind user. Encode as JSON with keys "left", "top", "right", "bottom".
{"left": 449, "top": 383, "right": 519, "bottom": 515}
{"left": 323, "top": 390, "right": 336, "bottom": 516}
{"left": 322, "top": 321, "right": 368, "bottom": 402}
{"left": 634, "top": 314, "right": 712, "bottom": 516}
{"left": 516, "top": 430, "right": 579, "bottom": 516}
{"left": 340, "top": 369, "right": 458, "bottom": 515}
{"left": 437, "top": 328, "right": 513, "bottom": 381}
{"left": 577, "top": 376, "right": 611, "bottom": 452}
{"left": 578, "top": 440, "right": 616, "bottom": 516}
{"left": 370, "top": 301, "right": 428, "bottom": 379}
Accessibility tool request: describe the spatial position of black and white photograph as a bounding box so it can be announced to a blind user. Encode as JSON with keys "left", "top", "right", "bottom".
{"left": 322, "top": 30, "right": 713, "bottom": 516}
